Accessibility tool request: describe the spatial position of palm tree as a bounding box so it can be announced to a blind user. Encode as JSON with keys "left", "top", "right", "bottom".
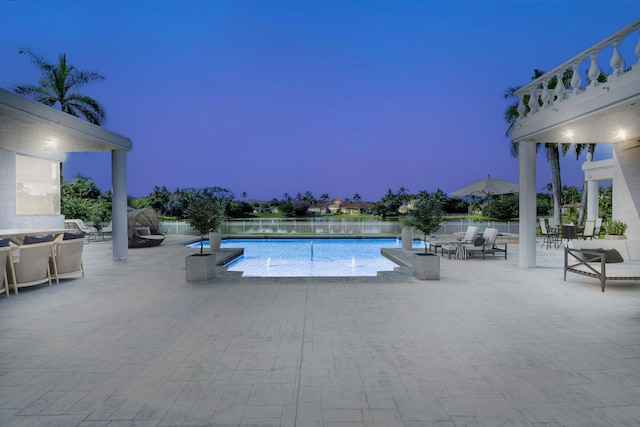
{"left": 504, "top": 69, "right": 568, "bottom": 225}
{"left": 15, "top": 48, "right": 106, "bottom": 126}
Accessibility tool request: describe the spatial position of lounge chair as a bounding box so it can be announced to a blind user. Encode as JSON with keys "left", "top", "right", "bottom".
{"left": 7, "top": 241, "right": 53, "bottom": 294}
{"left": 65, "top": 219, "right": 98, "bottom": 240}
{"left": 462, "top": 228, "right": 507, "bottom": 259}
{"left": 49, "top": 233, "right": 85, "bottom": 283}
{"left": 457, "top": 226, "right": 479, "bottom": 243}
{"left": 0, "top": 245, "right": 10, "bottom": 298}
{"left": 128, "top": 208, "right": 165, "bottom": 248}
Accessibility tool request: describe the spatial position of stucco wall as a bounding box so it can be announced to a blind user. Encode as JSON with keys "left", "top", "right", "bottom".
{"left": 613, "top": 141, "right": 640, "bottom": 239}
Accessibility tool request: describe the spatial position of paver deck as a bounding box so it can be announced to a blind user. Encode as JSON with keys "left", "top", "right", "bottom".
{"left": 1, "top": 236, "right": 640, "bottom": 426}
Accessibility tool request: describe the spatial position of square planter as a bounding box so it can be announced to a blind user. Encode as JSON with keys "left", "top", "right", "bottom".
{"left": 413, "top": 253, "right": 440, "bottom": 280}
{"left": 186, "top": 253, "right": 216, "bottom": 282}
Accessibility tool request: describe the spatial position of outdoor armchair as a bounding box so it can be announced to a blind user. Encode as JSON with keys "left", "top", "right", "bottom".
{"left": 7, "top": 241, "right": 53, "bottom": 294}
{"left": 0, "top": 245, "right": 10, "bottom": 298}
{"left": 50, "top": 233, "right": 86, "bottom": 283}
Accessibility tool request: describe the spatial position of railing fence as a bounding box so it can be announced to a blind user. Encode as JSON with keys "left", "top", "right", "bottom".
{"left": 159, "top": 218, "right": 519, "bottom": 236}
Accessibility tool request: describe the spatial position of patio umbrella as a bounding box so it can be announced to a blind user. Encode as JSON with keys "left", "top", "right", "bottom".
{"left": 450, "top": 175, "right": 519, "bottom": 197}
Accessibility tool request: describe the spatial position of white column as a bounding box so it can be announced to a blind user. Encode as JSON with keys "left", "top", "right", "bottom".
{"left": 519, "top": 140, "right": 537, "bottom": 268}
{"left": 112, "top": 150, "right": 128, "bottom": 261}
{"left": 587, "top": 179, "right": 599, "bottom": 220}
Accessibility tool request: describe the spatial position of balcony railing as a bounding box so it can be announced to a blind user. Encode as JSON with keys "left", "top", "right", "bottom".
{"left": 515, "top": 19, "right": 640, "bottom": 119}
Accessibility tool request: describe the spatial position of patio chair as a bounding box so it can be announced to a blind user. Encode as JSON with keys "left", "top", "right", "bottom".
{"left": 594, "top": 218, "right": 603, "bottom": 238}
{"left": 547, "top": 217, "right": 560, "bottom": 234}
{"left": 582, "top": 219, "right": 596, "bottom": 240}
{"left": 462, "top": 228, "right": 507, "bottom": 259}
{"left": 49, "top": 233, "right": 86, "bottom": 283}
{"left": 539, "top": 218, "right": 559, "bottom": 249}
{"left": 7, "top": 241, "right": 53, "bottom": 294}
{"left": 101, "top": 221, "right": 113, "bottom": 239}
{"left": 0, "top": 244, "right": 10, "bottom": 298}
{"left": 65, "top": 219, "right": 98, "bottom": 240}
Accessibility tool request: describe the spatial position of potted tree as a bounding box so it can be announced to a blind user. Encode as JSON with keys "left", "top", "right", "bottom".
{"left": 604, "top": 220, "right": 627, "bottom": 240}
{"left": 185, "top": 197, "right": 226, "bottom": 281}
{"left": 407, "top": 191, "right": 444, "bottom": 280}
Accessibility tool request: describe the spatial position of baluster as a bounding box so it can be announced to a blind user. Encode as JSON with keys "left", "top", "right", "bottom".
{"left": 527, "top": 90, "right": 538, "bottom": 114}
{"left": 610, "top": 38, "right": 626, "bottom": 77}
{"left": 540, "top": 81, "right": 551, "bottom": 107}
{"left": 587, "top": 51, "right": 600, "bottom": 87}
{"left": 517, "top": 97, "right": 526, "bottom": 116}
{"left": 554, "top": 72, "right": 565, "bottom": 101}
{"left": 570, "top": 62, "right": 582, "bottom": 95}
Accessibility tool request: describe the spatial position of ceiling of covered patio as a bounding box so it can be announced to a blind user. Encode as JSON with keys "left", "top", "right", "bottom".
{"left": 0, "top": 88, "right": 132, "bottom": 154}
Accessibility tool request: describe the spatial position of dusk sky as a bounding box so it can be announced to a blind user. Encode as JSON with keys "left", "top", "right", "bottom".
{"left": 2, "top": 1, "right": 637, "bottom": 201}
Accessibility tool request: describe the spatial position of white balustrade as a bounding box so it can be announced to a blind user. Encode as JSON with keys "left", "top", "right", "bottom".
{"left": 515, "top": 19, "right": 640, "bottom": 119}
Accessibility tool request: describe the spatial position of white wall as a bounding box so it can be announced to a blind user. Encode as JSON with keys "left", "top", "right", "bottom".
{"left": 0, "top": 148, "right": 65, "bottom": 230}
{"left": 613, "top": 140, "right": 640, "bottom": 239}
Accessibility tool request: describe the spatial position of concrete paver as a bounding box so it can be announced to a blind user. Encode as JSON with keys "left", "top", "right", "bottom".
{"left": 1, "top": 236, "right": 640, "bottom": 426}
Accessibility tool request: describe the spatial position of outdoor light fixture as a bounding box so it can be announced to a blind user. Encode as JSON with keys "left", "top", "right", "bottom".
{"left": 564, "top": 130, "right": 575, "bottom": 141}
{"left": 616, "top": 129, "right": 627, "bottom": 141}
{"left": 45, "top": 138, "right": 57, "bottom": 151}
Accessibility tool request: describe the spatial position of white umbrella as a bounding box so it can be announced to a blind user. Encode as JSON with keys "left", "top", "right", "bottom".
{"left": 450, "top": 175, "right": 519, "bottom": 197}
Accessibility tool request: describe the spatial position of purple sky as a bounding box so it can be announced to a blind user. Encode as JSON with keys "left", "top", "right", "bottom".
{"left": 2, "top": 1, "right": 635, "bottom": 201}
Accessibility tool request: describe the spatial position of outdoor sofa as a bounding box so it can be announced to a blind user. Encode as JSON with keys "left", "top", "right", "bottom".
{"left": 564, "top": 239, "right": 640, "bottom": 292}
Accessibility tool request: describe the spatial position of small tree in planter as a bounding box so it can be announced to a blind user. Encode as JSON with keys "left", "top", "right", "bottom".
{"left": 184, "top": 197, "right": 226, "bottom": 282}
{"left": 407, "top": 190, "right": 444, "bottom": 254}
{"left": 407, "top": 191, "right": 444, "bottom": 280}
{"left": 185, "top": 197, "right": 226, "bottom": 255}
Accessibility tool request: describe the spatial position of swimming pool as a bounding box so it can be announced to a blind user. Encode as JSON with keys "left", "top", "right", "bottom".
{"left": 188, "top": 238, "right": 426, "bottom": 277}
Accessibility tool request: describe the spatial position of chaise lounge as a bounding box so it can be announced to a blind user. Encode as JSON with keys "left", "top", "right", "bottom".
{"left": 564, "top": 239, "right": 640, "bottom": 292}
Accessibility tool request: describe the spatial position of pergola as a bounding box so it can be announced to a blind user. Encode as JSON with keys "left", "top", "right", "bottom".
{"left": 512, "top": 19, "right": 640, "bottom": 267}
{"left": 0, "top": 88, "right": 132, "bottom": 261}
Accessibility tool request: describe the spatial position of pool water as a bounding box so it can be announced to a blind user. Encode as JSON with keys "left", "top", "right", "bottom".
{"left": 188, "top": 238, "right": 426, "bottom": 277}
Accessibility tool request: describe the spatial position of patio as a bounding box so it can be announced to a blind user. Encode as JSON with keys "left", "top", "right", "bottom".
{"left": 2, "top": 237, "right": 640, "bottom": 426}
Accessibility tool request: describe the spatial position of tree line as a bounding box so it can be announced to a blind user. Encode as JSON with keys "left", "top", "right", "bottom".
{"left": 63, "top": 174, "right": 613, "bottom": 227}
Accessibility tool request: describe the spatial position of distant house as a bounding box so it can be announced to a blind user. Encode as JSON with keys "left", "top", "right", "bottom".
{"left": 308, "top": 198, "right": 374, "bottom": 215}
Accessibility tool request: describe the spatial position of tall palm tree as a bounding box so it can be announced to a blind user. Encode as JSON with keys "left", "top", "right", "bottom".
{"left": 15, "top": 48, "right": 106, "bottom": 126}
{"left": 504, "top": 69, "right": 569, "bottom": 225}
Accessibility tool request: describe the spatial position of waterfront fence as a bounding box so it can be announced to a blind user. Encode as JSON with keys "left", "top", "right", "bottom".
{"left": 159, "top": 218, "right": 519, "bottom": 236}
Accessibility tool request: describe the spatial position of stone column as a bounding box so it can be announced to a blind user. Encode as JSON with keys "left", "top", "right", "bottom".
{"left": 112, "top": 150, "right": 128, "bottom": 261}
{"left": 519, "top": 141, "right": 536, "bottom": 268}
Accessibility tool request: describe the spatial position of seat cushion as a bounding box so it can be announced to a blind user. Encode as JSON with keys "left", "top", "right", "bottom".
{"left": 585, "top": 248, "right": 624, "bottom": 263}
{"left": 63, "top": 231, "right": 86, "bottom": 240}
{"left": 22, "top": 234, "right": 53, "bottom": 245}
{"left": 0, "top": 237, "right": 10, "bottom": 247}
